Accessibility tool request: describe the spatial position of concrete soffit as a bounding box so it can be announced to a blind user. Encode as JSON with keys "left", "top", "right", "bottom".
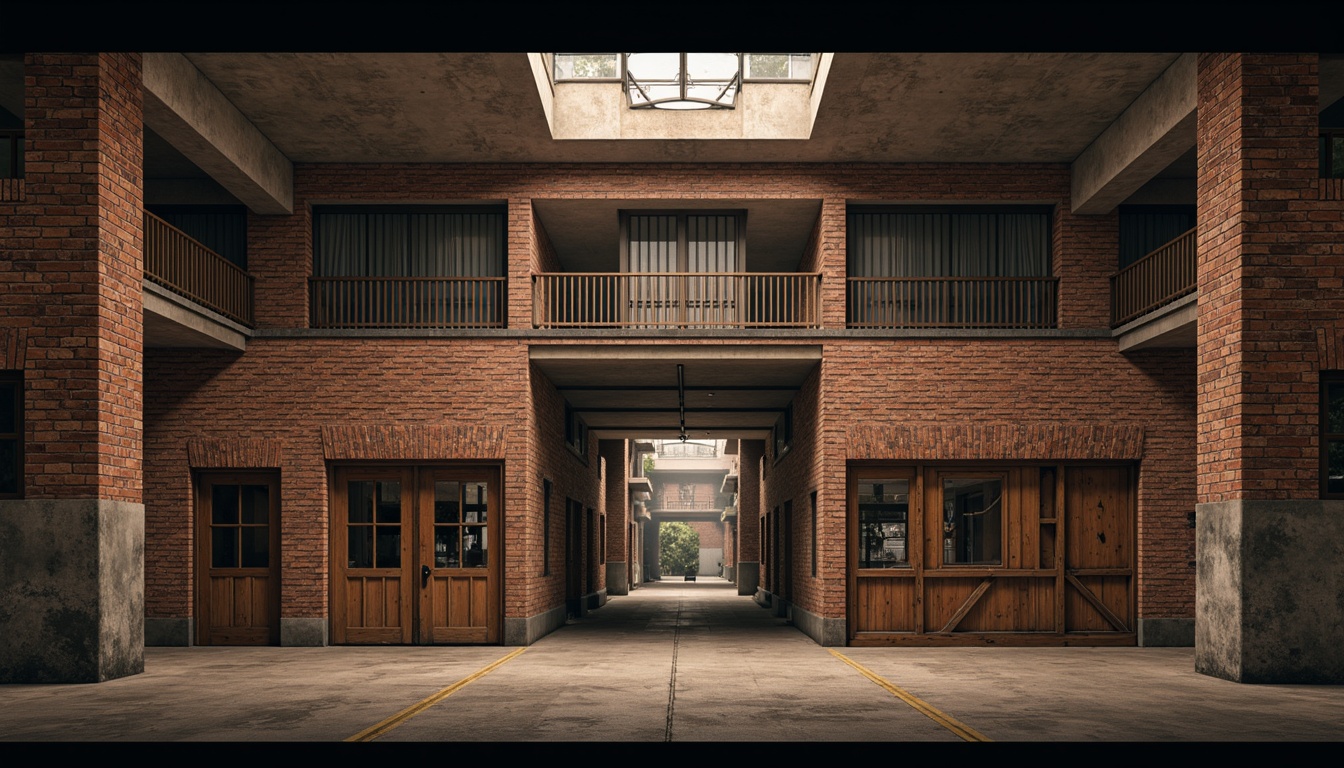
{"left": 141, "top": 52, "right": 294, "bottom": 215}
{"left": 527, "top": 53, "right": 557, "bottom": 136}
{"left": 1070, "top": 53, "right": 1195, "bottom": 215}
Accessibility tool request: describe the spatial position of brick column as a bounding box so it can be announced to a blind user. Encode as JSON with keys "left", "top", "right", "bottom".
{"left": 735, "top": 439, "right": 763, "bottom": 595}
{"left": 1195, "top": 53, "right": 1344, "bottom": 683}
{"left": 600, "top": 439, "right": 630, "bottom": 595}
{"left": 0, "top": 53, "right": 145, "bottom": 683}
{"left": 815, "top": 198, "right": 847, "bottom": 330}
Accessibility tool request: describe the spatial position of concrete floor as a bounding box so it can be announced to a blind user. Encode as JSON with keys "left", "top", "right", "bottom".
{"left": 2, "top": 577, "right": 1342, "bottom": 753}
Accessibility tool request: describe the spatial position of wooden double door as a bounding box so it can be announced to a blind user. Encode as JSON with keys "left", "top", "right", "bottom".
{"left": 848, "top": 463, "right": 1136, "bottom": 646}
{"left": 331, "top": 465, "right": 501, "bottom": 644}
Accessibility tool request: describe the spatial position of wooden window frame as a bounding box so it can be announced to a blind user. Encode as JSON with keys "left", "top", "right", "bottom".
{"left": 935, "top": 468, "right": 1009, "bottom": 568}
{"left": 0, "top": 370, "right": 22, "bottom": 500}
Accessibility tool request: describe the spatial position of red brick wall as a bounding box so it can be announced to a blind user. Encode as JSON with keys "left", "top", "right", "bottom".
{"left": 600, "top": 439, "right": 628, "bottom": 562}
{"left": 0, "top": 53, "right": 143, "bottom": 502}
{"left": 762, "top": 360, "right": 826, "bottom": 609}
{"left": 737, "top": 439, "right": 763, "bottom": 567}
{"left": 1196, "top": 53, "right": 1338, "bottom": 502}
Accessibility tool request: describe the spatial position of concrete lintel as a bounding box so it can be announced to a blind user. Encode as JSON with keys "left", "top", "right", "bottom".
{"left": 1114, "top": 292, "right": 1198, "bottom": 352}
{"left": 1071, "top": 53, "right": 1195, "bottom": 214}
{"left": 143, "top": 281, "right": 249, "bottom": 351}
{"left": 528, "top": 343, "right": 823, "bottom": 362}
{"left": 142, "top": 52, "right": 293, "bottom": 215}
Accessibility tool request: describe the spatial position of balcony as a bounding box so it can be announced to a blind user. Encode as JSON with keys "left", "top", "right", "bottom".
{"left": 532, "top": 272, "right": 820, "bottom": 330}
{"left": 846, "top": 277, "right": 1058, "bottom": 329}
{"left": 142, "top": 211, "right": 254, "bottom": 350}
{"left": 1110, "top": 228, "right": 1197, "bottom": 350}
{"left": 309, "top": 277, "right": 506, "bottom": 329}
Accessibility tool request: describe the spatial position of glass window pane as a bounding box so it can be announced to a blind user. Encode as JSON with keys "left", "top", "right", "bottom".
{"left": 376, "top": 481, "right": 401, "bottom": 523}
{"left": 0, "top": 381, "right": 15, "bottom": 433}
{"left": 464, "top": 481, "right": 487, "bottom": 523}
{"left": 348, "top": 527, "right": 373, "bottom": 569}
{"left": 348, "top": 481, "right": 374, "bottom": 523}
{"left": 790, "top": 54, "right": 813, "bottom": 79}
{"left": 1327, "top": 382, "right": 1344, "bottom": 433}
{"left": 747, "top": 54, "right": 788, "bottom": 78}
{"left": 435, "top": 481, "right": 460, "bottom": 523}
{"left": 241, "top": 485, "right": 269, "bottom": 525}
{"left": 212, "top": 527, "right": 238, "bottom": 568}
{"left": 376, "top": 528, "right": 401, "bottom": 569}
{"left": 0, "top": 439, "right": 16, "bottom": 495}
{"left": 464, "top": 525, "right": 486, "bottom": 567}
{"left": 555, "top": 53, "right": 619, "bottom": 79}
{"left": 211, "top": 485, "right": 239, "bottom": 525}
{"left": 435, "top": 527, "right": 460, "bottom": 568}
{"left": 1328, "top": 440, "right": 1344, "bottom": 494}
{"left": 241, "top": 527, "right": 269, "bottom": 568}
{"left": 942, "top": 478, "right": 1003, "bottom": 565}
{"left": 1332, "top": 137, "right": 1344, "bottom": 178}
{"left": 858, "top": 479, "right": 909, "bottom": 568}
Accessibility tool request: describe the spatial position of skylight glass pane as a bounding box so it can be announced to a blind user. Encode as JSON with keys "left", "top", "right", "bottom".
{"left": 554, "top": 53, "right": 620, "bottom": 80}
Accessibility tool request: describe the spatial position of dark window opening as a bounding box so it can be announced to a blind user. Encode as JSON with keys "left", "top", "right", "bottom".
{"left": 1322, "top": 372, "right": 1344, "bottom": 498}
{"left": 1118, "top": 205, "right": 1196, "bottom": 269}
{"left": 147, "top": 205, "right": 247, "bottom": 270}
{"left": 565, "top": 402, "right": 588, "bottom": 461}
{"left": 0, "top": 370, "right": 21, "bottom": 498}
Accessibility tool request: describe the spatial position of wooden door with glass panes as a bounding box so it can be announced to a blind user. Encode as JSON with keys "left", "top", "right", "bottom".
{"left": 331, "top": 465, "right": 500, "bottom": 645}
{"left": 196, "top": 472, "right": 281, "bottom": 645}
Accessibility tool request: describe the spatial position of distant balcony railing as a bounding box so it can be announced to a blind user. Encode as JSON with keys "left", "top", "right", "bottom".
{"left": 532, "top": 272, "right": 821, "bottom": 329}
{"left": 309, "top": 277, "right": 506, "bottom": 329}
{"left": 144, "top": 211, "right": 254, "bottom": 326}
{"left": 846, "top": 276, "right": 1058, "bottom": 329}
{"left": 656, "top": 441, "right": 718, "bottom": 458}
{"left": 1110, "top": 227, "right": 1196, "bottom": 327}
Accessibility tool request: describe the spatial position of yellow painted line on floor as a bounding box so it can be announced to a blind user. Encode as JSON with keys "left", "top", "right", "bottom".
{"left": 829, "top": 649, "right": 991, "bottom": 742}
{"left": 346, "top": 647, "right": 529, "bottom": 742}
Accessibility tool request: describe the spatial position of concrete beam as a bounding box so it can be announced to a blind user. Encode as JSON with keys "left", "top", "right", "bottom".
{"left": 142, "top": 52, "right": 293, "bottom": 215}
{"left": 1071, "top": 53, "right": 1196, "bottom": 214}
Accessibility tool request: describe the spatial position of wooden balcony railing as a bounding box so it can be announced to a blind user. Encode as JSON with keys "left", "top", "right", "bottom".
{"left": 532, "top": 272, "right": 821, "bottom": 329}
{"left": 309, "top": 276, "right": 506, "bottom": 329}
{"left": 143, "top": 210, "right": 254, "bottom": 326}
{"left": 846, "top": 276, "right": 1058, "bottom": 329}
{"left": 1110, "top": 227, "right": 1196, "bottom": 327}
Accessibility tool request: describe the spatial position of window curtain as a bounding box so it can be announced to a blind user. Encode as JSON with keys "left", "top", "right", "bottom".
{"left": 847, "top": 211, "right": 1050, "bottom": 277}
{"left": 315, "top": 211, "right": 505, "bottom": 277}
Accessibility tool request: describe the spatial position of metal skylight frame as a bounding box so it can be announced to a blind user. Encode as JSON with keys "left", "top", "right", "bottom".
{"left": 623, "top": 53, "right": 742, "bottom": 110}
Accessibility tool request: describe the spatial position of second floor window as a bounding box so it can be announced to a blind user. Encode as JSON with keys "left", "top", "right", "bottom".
{"left": 311, "top": 207, "right": 506, "bottom": 329}
{"left": 847, "top": 207, "right": 1051, "bottom": 278}
{"left": 314, "top": 207, "right": 505, "bottom": 278}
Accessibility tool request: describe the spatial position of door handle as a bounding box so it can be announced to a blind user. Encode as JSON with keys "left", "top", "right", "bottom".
{"left": 421, "top": 564, "right": 431, "bottom": 587}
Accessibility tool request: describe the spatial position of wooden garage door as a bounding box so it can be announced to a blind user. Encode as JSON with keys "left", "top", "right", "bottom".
{"left": 849, "top": 463, "right": 1134, "bottom": 646}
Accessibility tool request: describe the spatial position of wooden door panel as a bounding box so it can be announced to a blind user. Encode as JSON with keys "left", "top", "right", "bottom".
{"left": 343, "top": 575, "right": 410, "bottom": 643}
{"left": 204, "top": 574, "right": 273, "bottom": 644}
{"left": 854, "top": 576, "right": 916, "bottom": 633}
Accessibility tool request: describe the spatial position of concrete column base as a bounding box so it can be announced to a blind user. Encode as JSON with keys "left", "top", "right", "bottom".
{"left": 504, "top": 603, "right": 567, "bottom": 646}
{"left": 790, "top": 603, "right": 846, "bottom": 646}
{"left": 0, "top": 499, "right": 145, "bottom": 683}
{"left": 736, "top": 561, "right": 759, "bottom": 596}
{"left": 606, "top": 561, "right": 629, "bottom": 595}
{"left": 281, "top": 618, "right": 328, "bottom": 646}
{"left": 145, "top": 618, "right": 193, "bottom": 646}
{"left": 1138, "top": 617, "right": 1194, "bottom": 647}
{"left": 1196, "top": 500, "right": 1344, "bottom": 683}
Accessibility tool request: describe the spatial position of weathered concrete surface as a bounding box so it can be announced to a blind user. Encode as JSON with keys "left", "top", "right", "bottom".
{"left": 0, "top": 500, "right": 144, "bottom": 683}
{"left": 1072, "top": 53, "right": 1196, "bottom": 214}
{"left": 2, "top": 578, "right": 1343, "bottom": 745}
{"left": 1196, "top": 500, "right": 1344, "bottom": 683}
{"left": 142, "top": 52, "right": 293, "bottom": 215}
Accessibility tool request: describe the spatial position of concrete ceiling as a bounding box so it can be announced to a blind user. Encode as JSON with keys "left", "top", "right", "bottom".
{"left": 530, "top": 344, "right": 821, "bottom": 440}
